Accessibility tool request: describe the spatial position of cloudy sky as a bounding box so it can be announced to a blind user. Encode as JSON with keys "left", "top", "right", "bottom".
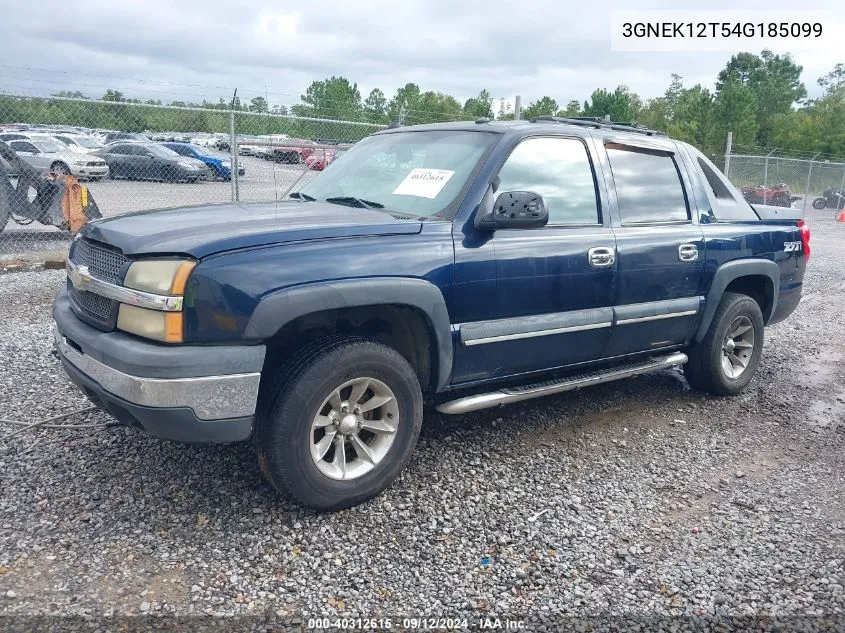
{"left": 1, "top": 0, "right": 842, "bottom": 111}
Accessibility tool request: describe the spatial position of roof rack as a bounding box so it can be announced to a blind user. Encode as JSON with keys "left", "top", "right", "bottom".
{"left": 528, "top": 115, "right": 666, "bottom": 137}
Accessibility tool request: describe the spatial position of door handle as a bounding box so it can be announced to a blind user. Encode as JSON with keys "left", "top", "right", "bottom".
{"left": 588, "top": 247, "right": 615, "bottom": 268}
{"left": 678, "top": 244, "right": 699, "bottom": 262}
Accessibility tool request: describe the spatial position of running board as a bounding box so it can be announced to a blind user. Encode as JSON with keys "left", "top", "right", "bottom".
{"left": 436, "top": 352, "right": 688, "bottom": 415}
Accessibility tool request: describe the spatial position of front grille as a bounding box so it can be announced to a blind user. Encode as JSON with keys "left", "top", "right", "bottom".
{"left": 86, "top": 161, "right": 105, "bottom": 167}
{"left": 72, "top": 238, "right": 127, "bottom": 283}
{"left": 68, "top": 238, "right": 127, "bottom": 330}
{"left": 71, "top": 285, "right": 113, "bottom": 321}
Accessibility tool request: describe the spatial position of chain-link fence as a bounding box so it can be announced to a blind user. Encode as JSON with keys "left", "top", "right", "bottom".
{"left": 725, "top": 151, "right": 845, "bottom": 214}
{"left": 0, "top": 94, "right": 385, "bottom": 258}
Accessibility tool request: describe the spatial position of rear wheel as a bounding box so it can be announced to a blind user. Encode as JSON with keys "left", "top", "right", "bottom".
{"left": 255, "top": 337, "right": 423, "bottom": 510}
{"left": 684, "top": 292, "right": 764, "bottom": 396}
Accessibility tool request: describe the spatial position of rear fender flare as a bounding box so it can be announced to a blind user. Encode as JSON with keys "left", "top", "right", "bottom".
{"left": 245, "top": 277, "right": 453, "bottom": 391}
{"left": 695, "top": 259, "right": 779, "bottom": 342}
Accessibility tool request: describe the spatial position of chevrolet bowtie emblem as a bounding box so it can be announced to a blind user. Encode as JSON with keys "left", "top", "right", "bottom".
{"left": 69, "top": 265, "right": 92, "bottom": 290}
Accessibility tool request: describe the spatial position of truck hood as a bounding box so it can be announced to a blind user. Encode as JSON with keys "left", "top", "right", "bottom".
{"left": 81, "top": 201, "right": 423, "bottom": 258}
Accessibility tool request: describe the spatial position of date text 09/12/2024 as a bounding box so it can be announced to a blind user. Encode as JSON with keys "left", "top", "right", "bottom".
{"left": 306, "top": 617, "right": 526, "bottom": 630}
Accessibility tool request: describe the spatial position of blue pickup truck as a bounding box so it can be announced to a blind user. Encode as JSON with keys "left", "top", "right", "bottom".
{"left": 52, "top": 117, "right": 809, "bottom": 510}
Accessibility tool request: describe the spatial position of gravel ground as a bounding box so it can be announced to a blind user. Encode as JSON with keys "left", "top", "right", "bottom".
{"left": 0, "top": 212, "right": 843, "bottom": 630}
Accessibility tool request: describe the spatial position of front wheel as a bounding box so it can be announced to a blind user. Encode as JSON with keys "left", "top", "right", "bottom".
{"left": 255, "top": 337, "right": 423, "bottom": 510}
{"left": 812, "top": 198, "right": 827, "bottom": 210}
{"left": 684, "top": 292, "right": 765, "bottom": 396}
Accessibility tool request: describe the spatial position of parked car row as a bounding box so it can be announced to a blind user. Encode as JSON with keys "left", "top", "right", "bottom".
{"left": 1, "top": 123, "right": 346, "bottom": 180}
{"left": 237, "top": 134, "right": 347, "bottom": 170}
{"left": 0, "top": 133, "right": 109, "bottom": 180}
{"left": 0, "top": 124, "right": 247, "bottom": 182}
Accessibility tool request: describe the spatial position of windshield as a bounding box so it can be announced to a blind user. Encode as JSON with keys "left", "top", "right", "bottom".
{"left": 31, "top": 138, "right": 66, "bottom": 153}
{"left": 74, "top": 136, "right": 103, "bottom": 148}
{"left": 147, "top": 144, "right": 180, "bottom": 158}
{"left": 299, "top": 130, "right": 497, "bottom": 218}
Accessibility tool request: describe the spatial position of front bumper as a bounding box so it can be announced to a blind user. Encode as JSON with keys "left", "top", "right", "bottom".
{"left": 53, "top": 290, "right": 265, "bottom": 443}
{"left": 71, "top": 165, "right": 109, "bottom": 178}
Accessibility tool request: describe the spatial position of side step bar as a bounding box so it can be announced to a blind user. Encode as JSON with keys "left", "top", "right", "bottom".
{"left": 436, "top": 352, "right": 688, "bottom": 415}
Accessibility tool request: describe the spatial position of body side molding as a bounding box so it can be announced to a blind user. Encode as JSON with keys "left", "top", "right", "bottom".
{"left": 458, "top": 307, "right": 613, "bottom": 346}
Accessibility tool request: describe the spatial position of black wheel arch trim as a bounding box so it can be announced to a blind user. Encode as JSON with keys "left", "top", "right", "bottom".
{"left": 695, "top": 259, "right": 779, "bottom": 342}
{"left": 245, "top": 277, "right": 454, "bottom": 392}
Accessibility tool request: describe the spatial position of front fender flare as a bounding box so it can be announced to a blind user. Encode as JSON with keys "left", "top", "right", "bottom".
{"left": 245, "top": 277, "right": 453, "bottom": 391}
{"left": 695, "top": 259, "right": 779, "bottom": 342}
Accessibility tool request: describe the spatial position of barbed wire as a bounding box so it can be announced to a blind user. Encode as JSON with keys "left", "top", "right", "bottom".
{"left": 731, "top": 142, "right": 845, "bottom": 163}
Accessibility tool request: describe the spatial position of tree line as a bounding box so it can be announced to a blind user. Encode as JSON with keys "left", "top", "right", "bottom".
{"left": 0, "top": 51, "right": 843, "bottom": 157}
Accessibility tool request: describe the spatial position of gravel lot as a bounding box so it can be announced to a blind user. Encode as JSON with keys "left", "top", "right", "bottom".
{"left": 0, "top": 211, "right": 843, "bottom": 629}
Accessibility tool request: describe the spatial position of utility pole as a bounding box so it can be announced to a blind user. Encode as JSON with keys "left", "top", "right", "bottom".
{"left": 514, "top": 95, "right": 521, "bottom": 121}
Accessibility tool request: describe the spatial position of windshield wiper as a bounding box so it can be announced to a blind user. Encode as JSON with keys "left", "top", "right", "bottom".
{"left": 324, "top": 196, "right": 384, "bottom": 210}
{"left": 289, "top": 192, "right": 316, "bottom": 201}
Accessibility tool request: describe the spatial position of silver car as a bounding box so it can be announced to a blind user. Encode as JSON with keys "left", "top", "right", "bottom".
{"left": 6, "top": 135, "right": 109, "bottom": 180}
{"left": 51, "top": 133, "right": 105, "bottom": 155}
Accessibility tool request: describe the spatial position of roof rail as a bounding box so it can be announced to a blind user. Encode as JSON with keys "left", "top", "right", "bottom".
{"left": 529, "top": 116, "right": 602, "bottom": 129}
{"left": 528, "top": 115, "right": 666, "bottom": 137}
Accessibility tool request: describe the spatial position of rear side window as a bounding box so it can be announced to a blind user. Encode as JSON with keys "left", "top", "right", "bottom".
{"left": 497, "top": 137, "right": 600, "bottom": 225}
{"left": 607, "top": 145, "right": 689, "bottom": 224}
{"left": 10, "top": 141, "right": 37, "bottom": 153}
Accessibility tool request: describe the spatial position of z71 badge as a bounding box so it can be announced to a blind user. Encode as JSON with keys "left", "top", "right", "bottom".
{"left": 784, "top": 241, "right": 803, "bottom": 252}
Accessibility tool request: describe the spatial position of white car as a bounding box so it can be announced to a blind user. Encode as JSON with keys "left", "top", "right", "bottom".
{"left": 191, "top": 134, "right": 222, "bottom": 148}
{"left": 51, "top": 133, "right": 105, "bottom": 154}
{"left": 7, "top": 135, "right": 109, "bottom": 180}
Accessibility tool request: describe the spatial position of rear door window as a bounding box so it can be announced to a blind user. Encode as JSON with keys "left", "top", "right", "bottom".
{"left": 606, "top": 145, "right": 690, "bottom": 224}
{"left": 10, "top": 141, "right": 38, "bottom": 153}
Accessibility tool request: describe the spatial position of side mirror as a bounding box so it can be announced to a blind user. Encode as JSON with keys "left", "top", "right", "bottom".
{"left": 475, "top": 191, "right": 549, "bottom": 231}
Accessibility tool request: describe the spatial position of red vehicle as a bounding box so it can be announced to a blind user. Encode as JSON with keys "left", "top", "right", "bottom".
{"left": 740, "top": 183, "right": 798, "bottom": 208}
{"left": 270, "top": 139, "right": 315, "bottom": 164}
{"left": 305, "top": 149, "right": 345, "bottom": 171}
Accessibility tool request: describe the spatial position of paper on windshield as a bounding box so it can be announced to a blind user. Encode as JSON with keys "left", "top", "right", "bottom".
{"left": 392, "top": 168, "right": 454, "bottom": 199}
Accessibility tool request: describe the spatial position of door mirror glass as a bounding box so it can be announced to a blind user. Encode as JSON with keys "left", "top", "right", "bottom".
{"left": 477, "top": 191, "right": 549, "bottom": 231}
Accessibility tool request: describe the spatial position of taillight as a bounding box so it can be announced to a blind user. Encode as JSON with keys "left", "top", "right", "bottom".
{"left": 797, "top": 219, "right": 811, "bottom": 260}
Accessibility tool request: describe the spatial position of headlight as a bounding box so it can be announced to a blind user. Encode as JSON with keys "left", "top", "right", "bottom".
{"left": 124, "top": 259, "right": 194, "bottom": 295}
{"left": 118, "top": 260, "right": 195, "bottom": 343}
{"left": 72, "top": 159, "right": 88, "bottom": 165}
{"left": 117, "top": 305, "right": 183, "bottom": 343}
{"left": 221, "top": 160, "right": 231, "bottom": 168}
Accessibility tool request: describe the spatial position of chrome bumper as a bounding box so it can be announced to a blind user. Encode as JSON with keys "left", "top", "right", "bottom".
{"left": 54, "top": 328, "right": 261, "bottom": 421}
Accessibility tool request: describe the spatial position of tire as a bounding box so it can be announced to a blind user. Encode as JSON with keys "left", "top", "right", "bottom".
{"left": 50, "top": 162, "right": 70, "bottom": 176}
{"left": 684, "top": 292, "right": 765, "bottom": 396}
{"left": 255, "top": 337, "right": 423, "bottom": 510}
{"left": 812, "top": 198, "right": 827, "bottom": 210}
